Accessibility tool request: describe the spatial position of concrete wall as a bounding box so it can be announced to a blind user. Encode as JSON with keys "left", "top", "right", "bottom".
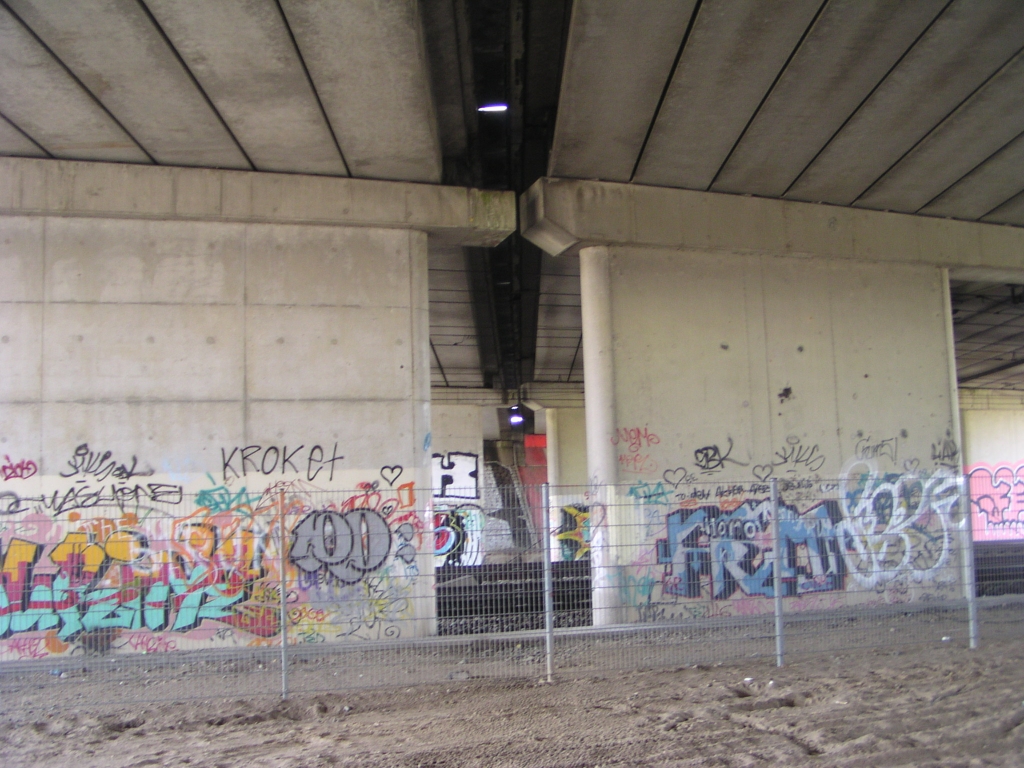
{"left": 961, "top": 389, "right": 1024, "bottom": 465}
{"left": 429, "top": 403, "right": 485, "bottom": 566}
{"left": 522, "top": 178, "right": 984, "bottom": 623}
{"left": 588, "top": 246, "right": 963, "bottom": 621}
{"left": 430, "top": 404, "right": 484, "bottom": 463}
{"left": 425, "top": 395, "right": 532, "bottom": 568}
{"left": 608, "top": 247, "right": 957, "bottom": 483}
{"left": 0, "top": 213, "right": 436, "bottom": 656}
{"left": 548, "top": 407, "right": 588, "bottom": 488}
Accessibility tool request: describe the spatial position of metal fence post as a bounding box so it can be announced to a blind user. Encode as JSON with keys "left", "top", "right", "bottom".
{"left": 279, "top": 491, "right": 289, "bottom": 699}
{"left": 770, "top": 478, "right": 784, "bottom": 667}
{"left": 542, "top": 483, "right": 555, "bottom": 683}
{"left": 958, "top": 475, "right": 979, "bottom": 650}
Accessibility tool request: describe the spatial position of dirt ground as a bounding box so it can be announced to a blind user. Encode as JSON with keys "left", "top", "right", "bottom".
{"left": 2, "top": 638, "right": 1024, "bottom": 768}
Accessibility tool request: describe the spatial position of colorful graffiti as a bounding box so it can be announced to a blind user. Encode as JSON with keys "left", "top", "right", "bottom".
{"left": 0, "top": 513, "right": 283, "bottom": 645}
{"left": 619, "top": 461, "right": 961, "bottom": 617}
{"left": 967, "top": 461, "right": 1024, "bottom": 542}
{"left": 556, "top": 505, "right": 591, "bottom": 561}
{"left": 434, "top": 504, "right": 484, "bottom": 567}
{"left": 0, "top": 444, "right": 427, "bottom": 659}
{"left": 839, "top": 463, "right": 957, "bottom": 587}
{"left": 0, "top": 443, "right": 182, "bottom": 519}
{"left": 657, "top": 499, "right": 844, "bottom": 600}
{"left": 291, "top": 502, "right": 416, "bottom": 584}
{"left": 433, "top": 501, "right": 515, "bottom": 567}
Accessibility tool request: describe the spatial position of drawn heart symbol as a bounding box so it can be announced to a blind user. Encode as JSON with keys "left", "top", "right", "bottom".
{"left": 752, "top": 465, "right": 774, "bottom": 481}
{"left": 662, "top": 468, "right": 689, "bottom": 488}
{"left": 380, "top": 465, "right": 403, "bottom": 486}
{"left": 903, "top": 458, "right": 920, "bottom": 473}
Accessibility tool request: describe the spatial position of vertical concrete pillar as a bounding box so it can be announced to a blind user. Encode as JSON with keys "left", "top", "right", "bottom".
{"left": 544, "top": 408, "right": 561, "bottom": 565}
{"left": 546, "top": 408, "right": 561, "bottom": 489}
{"left": 941, "top": 268, "right": 964, "bottom": 470}
{"left": 409, "top": 230, "right": 436, "bottom": 636}
{"left": 579, "top": 245, "right": 621, "bottom": 624}
{"left": 579, "top": 246, "right": 618, "bottom": 488}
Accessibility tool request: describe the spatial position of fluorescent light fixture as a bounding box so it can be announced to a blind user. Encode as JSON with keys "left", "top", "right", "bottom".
{"left": 478, "top": 104, "right": 508, "bottom": 113}
{"left": 508, "top": 405, "right": 524, "bottom": 426}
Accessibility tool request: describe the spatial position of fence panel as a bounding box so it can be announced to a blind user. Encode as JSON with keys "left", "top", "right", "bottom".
{"left": 1, "top": 470, "right": 1022, "bottom": 711}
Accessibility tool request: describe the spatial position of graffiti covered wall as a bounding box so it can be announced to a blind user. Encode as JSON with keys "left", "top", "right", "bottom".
{"left": 582, "top": 246, "right": 965, "bottom": 620}
{"left": 0, "top": 215, "right": 436, "bottom": 660}
{"left": 0, "top": 442, "right": 432, "bottom": 660}
{"left": 431, "top": 459, "right": 528, "bottom": 567}
{"left": 967, "top": 461, "right": 1024, "bottom": 542}
{"left": 552, "top": 459, "right": 964, "bottom": 622}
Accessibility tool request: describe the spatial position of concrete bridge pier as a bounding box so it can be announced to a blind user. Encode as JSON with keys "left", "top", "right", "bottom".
{"left": 0, "top": 158, "right": 514, "bottom": 644}
{"left": 523, "top": 177, "right": 1024, "bottom": 622}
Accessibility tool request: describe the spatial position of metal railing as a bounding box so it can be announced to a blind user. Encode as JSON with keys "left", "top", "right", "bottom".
{"left": 2, "top": 470, "right": 1023, "bottom": 711}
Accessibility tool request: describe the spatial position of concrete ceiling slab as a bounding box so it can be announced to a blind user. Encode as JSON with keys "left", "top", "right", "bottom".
{"left": 534, "top": 253, "right": 581, "bottom": 383}
{"left": 279, "top": 0, "right": 441, "bottom": 183}
{"left": 951, "top": 279, "right": 1024, "bottom": 389}
{"left": 5, "top": 0, "right": 249, "bottom": 168}
{"left": 547, "top": 0, "right": 696, "bottom": 182}
{"left": 710, "top": 0, "right": 946, "bottom": 197}
{"left": 858, "top": 49, "right": 1024, "bottom": 213}
{"left": 786, "top": 0, "right": 1024, "bottom": 206}
{"left": 0, "top": 114, "right": 45, "bottom": 157}
{"left": 429, "top": 244, "right": 482, "bottom": 387}
{"left": 144, "top": 0, "right": 346, "bottom": 176}
{"left": 0, "top": 7, "right": 147, "bottom": 162}
{"left": 634, "top": 0, "right": 821, "bottom": 189}
{"left": 922, "top": 132, "right": 1024, "bottom": 220}
{"left": 421, "top": 0, "right": 472, "bottom": 162}
{"left": 982, "top": 190, "right": 1024, "bottom": 227}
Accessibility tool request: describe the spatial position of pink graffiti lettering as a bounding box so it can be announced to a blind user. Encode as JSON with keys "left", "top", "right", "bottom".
{"left": 611, "top": 427, "right": 660, "bottom": 454}
{"left": 619, "top": 453, "right": 658, "bottom": 474}
{"left": 967, "top": 462, "right": 1024, "bottom": 542}
{"left": 1, "top": 456, "right": 37, "bottom": 481}
{"left": 119, "top": 632, "right": 178, "bottom": 654}
{"left": 6, "top": 635, "right": 48, "bottom": 659}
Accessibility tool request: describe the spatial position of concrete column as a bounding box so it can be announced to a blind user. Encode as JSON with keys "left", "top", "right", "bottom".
{"left": 941, "top": 268, "right": 964, "bottom": 471}
{"left": 546, "top": 408, "right": 561, "bottom": 489}
{"left": 544, "top": 408, "right": 561, "bottom": 566}
{"left": 579, "top": 245, "right": 621, "bottom": 624}
{"left": 579, "top": 246, "right": 618, "bottom": 488}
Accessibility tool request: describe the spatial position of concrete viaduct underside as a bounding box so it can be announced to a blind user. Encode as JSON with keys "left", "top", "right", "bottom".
{"left": 2, "top": 1, "right": 1024, "bottom": 646}
{"left": 2, "top": 1, "right": 1024, "bottom": 393}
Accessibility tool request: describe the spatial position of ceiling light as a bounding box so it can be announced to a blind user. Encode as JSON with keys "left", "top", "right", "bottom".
{"left": 478, "top": 104, "right": 508, "bottom": 113}
{"left": 508, "top": 404, "right": 524, "bottom": 426}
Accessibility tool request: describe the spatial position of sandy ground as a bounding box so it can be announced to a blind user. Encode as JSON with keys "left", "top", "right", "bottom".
{"left": 3, "top": 637, "right": 1024, "bottom": 768}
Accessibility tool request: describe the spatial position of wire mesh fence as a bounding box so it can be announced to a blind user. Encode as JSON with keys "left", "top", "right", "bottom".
{"left": 2, "top": 469, "right": 1023, "bottom": 712}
